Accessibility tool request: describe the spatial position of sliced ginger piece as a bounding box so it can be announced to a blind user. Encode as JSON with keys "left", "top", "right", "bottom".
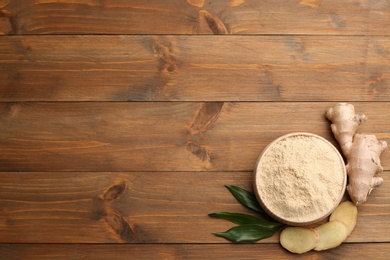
{"left": 329, "top": 201, "right": 358, "bottom": 235}
{"left": 314, "top": 220, "right": 348, "bottom": 251}
{"left": 280, "top": 227, "right": 319, "bottom": 254}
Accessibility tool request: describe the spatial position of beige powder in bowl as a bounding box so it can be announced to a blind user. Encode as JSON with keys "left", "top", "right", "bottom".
{"left": 253, "top": 133, "right": 346, "bottom": 226}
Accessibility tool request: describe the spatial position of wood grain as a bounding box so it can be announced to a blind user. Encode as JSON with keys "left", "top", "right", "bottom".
{"left": 1, "top": 171, "right": 389, "bottom": 243}
{"left": 1, "top": 102, "right": 389, "bottom": 172}
{"left": 2, "top": 243, "right": 390, "bottom": 260}
{"left": 1, "top": 35, "right": 390, "bottom": 101}
{"left": 0, "top": 0, "right": 390, "bottom": 35}
{"left": 2, "top": 1, "right": 390, "bottom": 257}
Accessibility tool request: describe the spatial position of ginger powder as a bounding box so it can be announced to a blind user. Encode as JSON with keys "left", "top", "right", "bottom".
{"left": 253, "top": 133, "right": 346, "bottom": 226}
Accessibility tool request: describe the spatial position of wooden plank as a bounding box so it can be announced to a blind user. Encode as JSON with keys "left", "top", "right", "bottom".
{"left": 1, "top": 0, "right": 390, "bottom": 35}
{"left": 0, "top": 171, "right": 389, "bottom": 243}
{"left": 1, "top": 35, "right": 390, "bottom": 101}
{"left": 2, "top": 243, "right": 390, "bottom": 259}
{"left": 0, "top": 102, "right": 389, "bottom": 172}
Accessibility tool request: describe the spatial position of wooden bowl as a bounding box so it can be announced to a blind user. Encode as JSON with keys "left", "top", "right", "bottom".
{"left": 253, "top": 132, "right": 347, "bottom": 226}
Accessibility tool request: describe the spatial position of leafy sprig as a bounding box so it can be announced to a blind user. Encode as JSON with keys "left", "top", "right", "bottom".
{"left": 224, "top": 185, "right": 264, "bottom": 214}
{"left": 209, "top": 185, "right": 286, "bottom": 243}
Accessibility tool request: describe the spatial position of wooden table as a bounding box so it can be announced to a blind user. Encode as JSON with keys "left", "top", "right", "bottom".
{"left": 1, "top": 0, "right": 390, "bottom": 259}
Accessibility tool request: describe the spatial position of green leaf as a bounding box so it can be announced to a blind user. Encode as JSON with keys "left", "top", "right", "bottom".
{"left": 208, "top": 212, "right": 284, "bottom": 229}
{"left": 225, "top": 185, "right": 264, "bottom": 214}
{"left": 213, "top": 224, "right": 276, "bottom": 243}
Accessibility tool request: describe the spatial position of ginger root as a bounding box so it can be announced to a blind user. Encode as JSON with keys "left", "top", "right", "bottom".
{"left": 326, "top": 103, "right": 387, "bottom": 205}
{"left": 346, "top": 134, "right": 387, "bottom": 205}
{"left": 280, "top": 201, "right": 357, "bottom": 254}
{"left": 329, "top": 200, "right": 357, "bottom": 235}
{"left": 326, "top": 103, "right": 367, "bottom": 157}
{"left": 280, "top": 227, "right": 318, "bottom": 254}
{"left": 313, "top": 220, "right": 348, "bottom": 251}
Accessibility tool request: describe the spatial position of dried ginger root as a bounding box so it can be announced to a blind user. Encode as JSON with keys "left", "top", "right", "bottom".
{"left": 280, "top": 201, "right": 357, "bottom": 254}
{"left": 326, "top": 103, "right": 387, "bottom": 205}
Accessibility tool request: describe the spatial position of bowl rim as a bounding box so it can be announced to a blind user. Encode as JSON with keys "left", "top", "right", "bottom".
{"left": 253, "top": 132, "right": 347, "bottom": 226}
